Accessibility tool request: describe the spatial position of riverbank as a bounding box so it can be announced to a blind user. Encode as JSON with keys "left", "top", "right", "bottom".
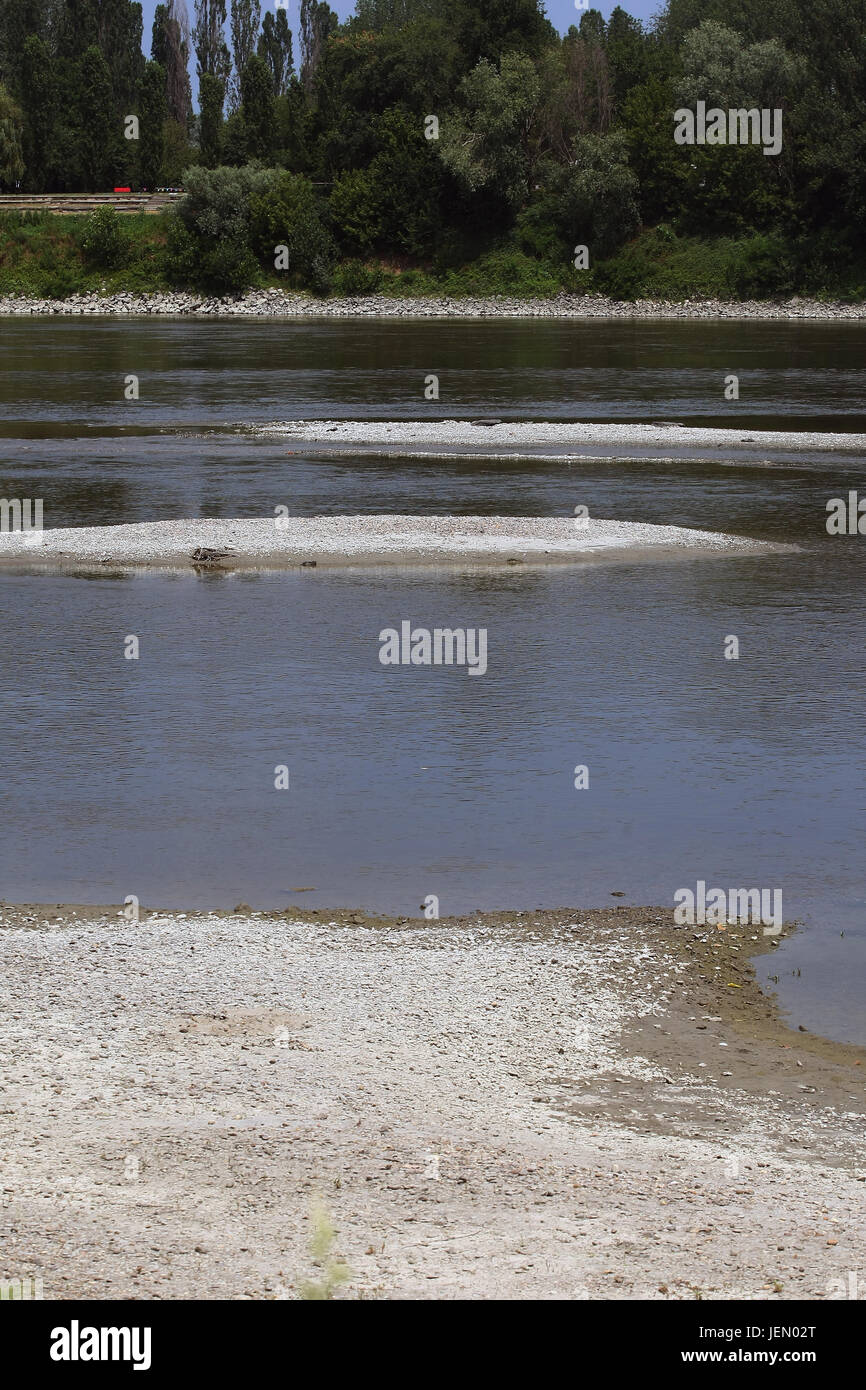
{"left": 3, "top": 288, "right": 866, "bottom": 320}
{"left": 0, "top": 514, "right": 780, "bottom": 573}
{"left": 1, "top": 902, "right": 862, "bottom": 1300}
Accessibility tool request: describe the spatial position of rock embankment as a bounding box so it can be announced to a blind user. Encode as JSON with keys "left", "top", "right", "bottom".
{"left": 1, "top": 288, "right": 865, "bottom": 319}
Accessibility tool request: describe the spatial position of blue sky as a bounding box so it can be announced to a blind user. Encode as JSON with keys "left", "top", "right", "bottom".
{"left": 138, "top": 0, "right": 662, "bottom": 69}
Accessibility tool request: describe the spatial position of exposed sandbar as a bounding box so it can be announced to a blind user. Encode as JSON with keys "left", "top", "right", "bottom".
{"left": 263, "top": 418, "right": 866, "bottom": 455}
{"left": 0, "top": 514, "right": 783, "bottom": 573}
{"left": 0, "top": 901, "right": 862, "bottom": 1299}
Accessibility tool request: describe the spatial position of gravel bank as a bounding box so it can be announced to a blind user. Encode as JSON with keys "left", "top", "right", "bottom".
{"left": 2, "top": 288, "right": 866, "bottom": 319}
{"left": 1, "top": 903, "right": 862, "bottom": 1300}
{"left": 0, "top": 514, "right": 779, "bottom": 573}
{"left": 267, "top": 418, "right": 866, "bottom": 455}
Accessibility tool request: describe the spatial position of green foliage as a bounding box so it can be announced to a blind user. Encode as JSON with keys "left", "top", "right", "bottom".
{"left": 725, "top": 233, "right": 794, "bottom": 298}
{"left": 239, "top": 54, "right": 274, "bottom": 162}
{"left": 437, "top": 52, "right": 541, "bottom": 209}
{"left": 178, "top": 163, "right": 274, "bottom": 241}
{"left": 79, "top": 207, "right": 128, "bottom": 268}
{"left": 434, "top": 244, "right": 563, "bottom": 297}
{"left": 553, "top": 131, "right": 639, "bottom": 261}
{"left": 331, "top": 259, "right": 384, "bottom": 295}
{"left": 328, "top": 168, "right": 384, "bottom": 254}
{"left": 676, "top": 19, "right": 802, "bottom": 110}
{"left": 249, "top": 170, "right": 336, "bottom": 291}
{"left": 0, "top": 81, "right": 24, "bottom": 185}
{"left": 258, "top": 10, "right": 293, "bottom": 97}
{"left": 77, "top": 46, "right": 120, "bottom": 190}
{"left": 139, "top": 61, "right": 168, "bottom": 189}
{"left": 173, "top": 163, "right": 273, "bottom": 291}
{"left": 198, "top": 73, "right": 225, "bottom": 168}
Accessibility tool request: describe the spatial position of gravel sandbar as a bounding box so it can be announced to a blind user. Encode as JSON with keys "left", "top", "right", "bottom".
{"left": 0, "top": 514, "right": 779, "bottom": 573}
{"left": 266, "top": 418, "right": 866, "bottom": 455}
{"left": 1, "top": 902, "right": 862, "bottom": 1300}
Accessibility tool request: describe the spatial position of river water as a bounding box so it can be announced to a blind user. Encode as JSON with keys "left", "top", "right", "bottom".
{"left": 1, "top": 317, "right": 864, "bottom": 1043}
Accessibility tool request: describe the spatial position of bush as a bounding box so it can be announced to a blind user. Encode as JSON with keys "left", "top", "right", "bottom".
{"left": 79, "top": 206, "right": 128, "bottom": 268}
{"left": 249, "top": 172, "right": 336, "bottom": 293}
{"left": 594, "top": 244, "right": 653, "bottom": 300}
{"left": 331, "top": 259, "right": 384, "bottom": 296}
{"left": 328, "top": 169, "right": 384, "bottom": 255}
{"left": 173, "top": 165, "right": 279, "bottom": 293}
{"left": 726, "top": 234, "right": 794, "bottom": 299}
{"left": 436, "top": 246, "right": 561, "bottom": 298}
{"left": 177, "top": 164, "right": 275, "bottom": 244}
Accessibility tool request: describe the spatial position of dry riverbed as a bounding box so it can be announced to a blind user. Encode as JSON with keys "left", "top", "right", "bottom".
{"left": 1, "top": 902, "right": 863, "bottom": 1301}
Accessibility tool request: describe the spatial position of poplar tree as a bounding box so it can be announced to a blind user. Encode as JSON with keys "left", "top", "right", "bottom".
{"left": 258, "top": 10, "right": 293, "bottom": 97}
{"left": 229, "top": 0, "right": 262, "bottom": 109}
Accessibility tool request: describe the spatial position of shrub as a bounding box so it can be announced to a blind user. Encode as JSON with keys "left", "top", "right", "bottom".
{"left": 331, "top": 259, "right": 383, "bottom": 296}
{"left": 328, "top": 169, "right": 384, "bottom": 255}
{"left": 177, "top": 164, "right": 275, "bottom": 244}
{"left": 79, "top": 206, "right": 128, "bottom": 268}
{"left": 173, "top": 165, "right": 277, "bottom": 293}
{"left": 726, "top": 234, "right": 794, "bottom": 299}
{"left": 249, "top": 172, "right": 336, "bottom": 293}
{"left": 594, "top": 243, "right": 654, "bottom": 300}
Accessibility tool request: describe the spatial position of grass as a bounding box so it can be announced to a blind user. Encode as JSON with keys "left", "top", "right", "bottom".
{"left": 1, "top": 210, "right": 864, "bottom": 302}
{"left": 297, "top": 1200, "right": 351, "bottom": 1301}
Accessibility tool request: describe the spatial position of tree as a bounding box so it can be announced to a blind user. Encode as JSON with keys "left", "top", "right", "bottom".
{"left": 676, "top": 19, "right": 800, "bottom": 110}
{"left": 620, "top": 74, "right": 685, "bottom": 224}
{"left": 77, "top": 45, "right": 117, "bottom": 189}
{"left": 193, "top": 0, "right": 231, "bottom": 85}
{"left": 153, "top": 1, "right": 194, "bottom": 128}
{"left": 605, "top": 6, "right": 648, "bottom": 107}
{"left": 249, "top": 170, "right": 336, "bottom": 290}
{"left": 229, "top": 0, "right": 262, "bottom": 109}
{"left": 537, "top": 30, "right": 612, "bottom": 163}
{"left": 19, "top": 35, "right": 57, "bottom": 190}
{"left": 139, "top": 60, "right": 168, "bottom": 187}
{"left": 554, "top": 130, "right": 639, "bottom": 257}
{"left": 299, "top": 0, "right": 337, "bottom": 94}
{"left": 0, "top": 82, "right": 24, "bottom": 186}
{"left": 198, "top": 71, "right": 225, "bottom": 166}
{"left": 0, "top": 0, "right": 45, "bottom": 99}
{"left": 442, "top": 0, "right": 554, "bottom": 69}
{"left": 239, "top": 53, "right": 273, "bottom": 161}
{"left": 258, "top": 10, "right": 293, "bottom": 97}
{"left": 437, "top": 51, "right": 541, "bottom": 210}
{"left": 577, "top": 8, "right": 607, "bottom": 48}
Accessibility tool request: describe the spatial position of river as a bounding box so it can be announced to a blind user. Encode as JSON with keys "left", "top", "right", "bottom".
{"left": 1, "top": 315, "right": 864, "bottom": 1044}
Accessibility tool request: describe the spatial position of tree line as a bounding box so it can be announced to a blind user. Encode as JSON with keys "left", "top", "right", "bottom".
{"left": 1, "top": 0, "right": 864, "bottom": 296}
